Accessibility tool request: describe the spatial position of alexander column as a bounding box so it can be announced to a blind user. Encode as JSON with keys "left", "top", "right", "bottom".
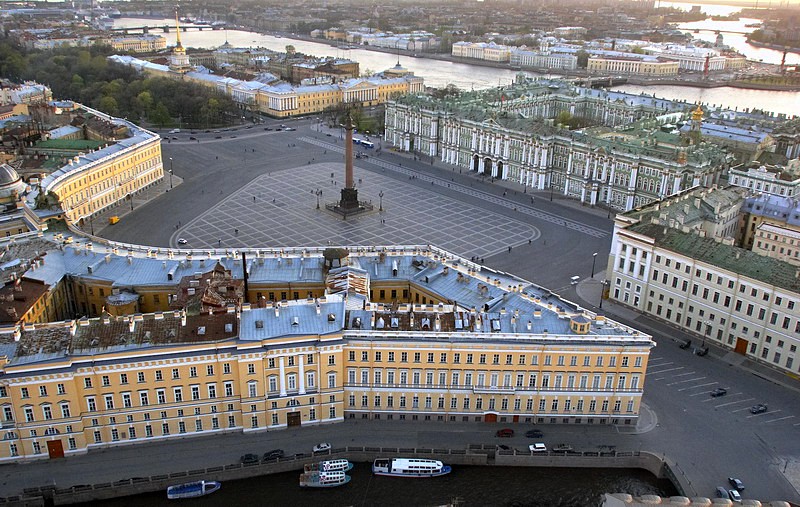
{"left": 338, "top": 115, "right": 360, "bottom": 211}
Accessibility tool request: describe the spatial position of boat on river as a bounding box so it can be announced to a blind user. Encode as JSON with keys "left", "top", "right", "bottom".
{"left": 166, "top": 480, "right": 221, "bottom": 499}
{"left": 299, "top": 470, "right": 351, "bottom": 488}
{"left": 305, "top": 459, "right": 354, "bottom": 472}
{"left": 372, "top": 458, "right": 452, "bottom": 478}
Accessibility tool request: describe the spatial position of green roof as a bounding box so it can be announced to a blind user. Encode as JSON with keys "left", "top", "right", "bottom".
{"left": 36, "top": 139, "right": 107, "bottom": 151}
{"left": 630, "top": 222, "right": 800, "bottom": 293}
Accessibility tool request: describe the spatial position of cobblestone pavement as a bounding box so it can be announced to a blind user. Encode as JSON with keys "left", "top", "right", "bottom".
{"left": 169, "top": 162, "right": 538, "bottom": 260}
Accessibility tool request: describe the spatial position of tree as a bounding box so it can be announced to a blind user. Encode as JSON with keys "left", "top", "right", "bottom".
{"left": 148, "top": 102, "right": 171, "bottom": 127}
{"left": 97, "top": 96, "right": 119, "bottom": 116}
{"left": 576, "top": 50, "right": 589, "bottom": 69}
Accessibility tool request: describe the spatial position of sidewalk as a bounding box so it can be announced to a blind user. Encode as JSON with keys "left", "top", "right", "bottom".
{"left": 575, "top": 270, "right": 800, "bottom": 395}
{"left": 81, "top": 174, "right": 184, "bottom": 237}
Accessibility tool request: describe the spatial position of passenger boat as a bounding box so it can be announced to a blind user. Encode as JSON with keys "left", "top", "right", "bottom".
{"left": 305, "top": 459, "right": 354, "bottom": 472}
{"left": 299, "top": 470, "right": 351, "bottom": 488}
{"left": 166, "top": 480, "right": 221, "bottom": 499}
{"left": 372, "top": 458, "right": 452, "bottom": 478}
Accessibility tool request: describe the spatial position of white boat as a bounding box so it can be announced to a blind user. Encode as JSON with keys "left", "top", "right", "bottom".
{"left": 299, "top": 470, "right": 351, "bottom": 488}
{"left": 306, "top": 459, "right": 354, "bottom": 472}
{"left": 372, "top": 458, "right": 452, "bottom": 478}
{"left": 166, "top": 480, "right": 221, "bottom": 499}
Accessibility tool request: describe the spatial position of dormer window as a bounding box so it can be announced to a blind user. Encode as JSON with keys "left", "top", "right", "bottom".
{"left": 327, "top": 313, "right": 336, "bottom": 322}
{"left": 353, "top": 317, "right": 362, "bottom": 329}
{"left": 292, "top": 316, "right": 300, "bottom": 326}
{"left": 421, "top": 317, "right": 431, "bottom": 329}
{"left": 390, "top": 317, "right": 399, "bottom": 328}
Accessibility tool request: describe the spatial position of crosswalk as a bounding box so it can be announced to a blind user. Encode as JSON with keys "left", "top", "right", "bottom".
{"left": 300, "top": 137, "right": 608, "bottom": 239}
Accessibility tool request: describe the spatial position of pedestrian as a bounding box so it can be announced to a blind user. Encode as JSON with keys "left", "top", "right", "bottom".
{"left": 528, "top": 239, "right": 532, "bottom": 244}
{"left": 508, "top": 246, "right": 512, "bottom": 252}
{"left": 218, "top": 239, "right": 221, "bottom": 246}
{"left": 253, "top": 196, "right": 256, "bottom": 202}
{"left": 503, "top": 191, "right": 507, "bottom": 196}
{"left": 235, "top": 228, "right": 238, "bottom": 234}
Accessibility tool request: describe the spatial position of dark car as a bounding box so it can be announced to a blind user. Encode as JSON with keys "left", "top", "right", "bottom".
{"left": 525, "top": 429, "right": 543, "bottom": 438}
{"left": 728, "top": 477, "right": 745, "bottom": 490}
{"left": 496, "top": 428, "right": 514, "bottom": 438}
{"left": 215, "top": 135, "right": 222, "bottom": 139}
{"left": 189, "top": 136, "right": 197, "bottom": 140}
{"left": 710, "top": 387, "right": 727, "bottom": 397}
{"left": 750, "top": 404, "right": 768, "bottom": 414}
{"left": 497, "top": 444, "right": 510, "bottom": 450}
{"left": 240, "top": 453, "right": 260, "bottom": 465}
{"left": 263, "top": 449, "right": 284, "bottom": 461}
{"left": 715, "top": 487, "right": 728, "bottom": 498}
{"left": 264, "top": 127, "right": 273, "bottom": 131}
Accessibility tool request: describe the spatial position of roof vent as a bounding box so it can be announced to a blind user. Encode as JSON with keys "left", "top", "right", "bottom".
{"left": 255, "top": 320, "right": 264, "bottom": 329}
{"left": 327, "top": 313, "right": 336, "bottom": 322}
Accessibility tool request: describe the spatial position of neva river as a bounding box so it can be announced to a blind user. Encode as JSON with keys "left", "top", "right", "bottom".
{"left": 114, "top": 16, "right": 800, "bottom": 116}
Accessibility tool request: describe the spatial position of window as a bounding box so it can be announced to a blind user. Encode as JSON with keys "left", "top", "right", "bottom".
{"left": 207, "top": 365, "right": 214, "bottom": 376}
{"left": 104, "top": 394, "right": 114, "bottom": 410}
{"left": 223, "top": 363, "right": 232, "bottom": 374}
{"left": 140, "top": 391, "right": 149, "bottom": 406}
{"left": 248, "top": 383, "right": 257, "bottom": 398}
{"left": 120, "top": 373, "right": 128, "bottom": 385}
{"left": 191, "top": 386, "right": 200, "bottom": 400}
{"left": 122, "top": 393, "right": 132, "bottom": 408}
{"left": 155, "top": 370, "right": 163, "bottom": 381}
{"left": 248, "top": 364, "right": 255, "bottom": 374}
{"left": 208, "top": 384, "right": 217, "bottom": 398}
{"left": 224, "top": 382, "right": 234, "bottom": 397}
{"left": 39, "top": 386, "right": 48, "bottom": 397}
{"left": 189, "top": 367, "right": 197, "bottom": 378}
{"left": 60, "top": 403, "right": 71, "bottom": 418}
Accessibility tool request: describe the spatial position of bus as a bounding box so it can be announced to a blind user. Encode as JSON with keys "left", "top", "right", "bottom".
{"left": 361, "top": 140, "right": 374, "bottom": 149}
{"left": 352, "top": 138, "right": 362, "bottom": 145}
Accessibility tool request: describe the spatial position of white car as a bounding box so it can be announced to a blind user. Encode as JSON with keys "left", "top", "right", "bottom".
{"left": 312, "top": 442, "right": 331, "bottom": 453}
{"left": 177, "top": 238, "right": 188, "bottom": 245}
{"left": 529, "top": 443, "right": 547, "bottom": 453}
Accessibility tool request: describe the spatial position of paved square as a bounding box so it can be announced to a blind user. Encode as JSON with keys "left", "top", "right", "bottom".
{"left": 175, "top": 163, "right": 537, "bottom": 259}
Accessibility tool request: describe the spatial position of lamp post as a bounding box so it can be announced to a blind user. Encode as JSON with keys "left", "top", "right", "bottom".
{"left": 127, "top": 193, "right": 133, "bottom": 211}
{"left": 599, "top": 280, "right": 609, "bottom": 309}
{"left": 379, "top": 190, "right": 384, "bottom": 212}
{"left": 169, "top": 157, "right": 174, "bottom": 189}
{"left": 703, "top": 320, "right": 710, "bottom": 348}
{"left": 549, "top": 167, "right": 554, "bottom": 202}
{"left": 591, "top": 252, "right": 598, "bottom": 279}
{"left": 315, "top": 189, "right": 322, "bottom": 209}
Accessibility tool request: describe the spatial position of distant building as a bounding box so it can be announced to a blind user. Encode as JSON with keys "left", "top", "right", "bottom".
{"left": 0, "top": 81, "right": 52, "bottom": 106}
{"left": 587, "top": 55, "right": 679, "bottom": 76}
{"left": 510, "top": 49, "right": 578, "bottom": 70}
{"left": 729, "top": 160, "right": 800, "bottom": 198}
{"left": 451, "top": 41, "right": 512, "bottom": 62}
{"left": 104, "top": 34, "right": 166, "bottom": 53}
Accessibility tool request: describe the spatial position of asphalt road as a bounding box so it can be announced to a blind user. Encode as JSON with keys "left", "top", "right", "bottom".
{"left": 88, "top": 118, "right": 800, "bottom": 503}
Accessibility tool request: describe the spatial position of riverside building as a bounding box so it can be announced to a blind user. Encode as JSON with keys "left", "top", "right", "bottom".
{"left": 384, "top": 78, "right": 730, "bottom": 212}
{"left": 0, "top": 240, "right": 653, "bottom": 461}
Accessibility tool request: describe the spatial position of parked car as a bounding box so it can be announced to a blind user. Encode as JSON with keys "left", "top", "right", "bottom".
{"left": 313, "top": 442, "right": 331, "bottom": 453}
{"left": 529, "top": 443, "right": 547, "bottom": 453}
{"left": 497, "top": 444, "right": 510, "bottom": 451}
{"left": 525, "top": 429, "right": 543, "bottom": 438}
{"left": 715, "top": 487, "right": 728, "bottom": 498}
{"left": 553, "top": 444, "right": 573, "bottom": 452}
{"left": 728, "top": 477, "right": 745, "bottom": 490}
{"left": 729, "top": 489, "right": 742, "bottom": 502}
{"left": 495, "top": 428, "right": 514, "bottom": 438}
{"left": 240, "top": 453, "right": 260, "bottom": 465}
{"left": 750, "top": 404, "right": 768, "bottom": 414}
{"left": 177, "top": 238, "right": 188, "bottom": 245}
{"left": 263, "top": 449, "right": 284, "bottom": 461}
{"left": 710, "top": 388, "right": 727, "bottom": 397}
{"left": 189, "top": 136, "right": 197, "bottom": 140}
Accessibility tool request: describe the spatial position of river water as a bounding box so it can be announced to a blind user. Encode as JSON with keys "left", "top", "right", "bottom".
{"left": 114, "top": 15, "right": 800, "bottom": 115}
{"left": 84, "top": 464, "right": 676, "bottom": 507}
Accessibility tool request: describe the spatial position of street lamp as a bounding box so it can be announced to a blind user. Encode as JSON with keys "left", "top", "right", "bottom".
{"left": 599, "top": 280, "right": 609, "bottom": 309}
{"left": 703, "top": 320, "right": 710, "bottom": 348}
{"left": 169, "top": 157, "right": 174, "bottom": 189}
{"left": 316, "top": 189, "right": 323, "bottom": 209}
{"left": 549, "top": 167, "right": 554, "bottom": 202}
{"left": 379, "top": 190, "right": 384, "bottom": 212}
{"left": 590, "top": 252, "right": 598, "bottom": 279}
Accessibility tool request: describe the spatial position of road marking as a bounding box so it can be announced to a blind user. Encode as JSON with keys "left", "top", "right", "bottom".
{"left": 667, "top": 376, "right": 706, "bottom": 386}
{"left": 647, "top": 366, "right": 684, "bottom": 374}
{"left": 647, "top": 361, "right": 672, "bottom": 368}
{"left": 653, "top": 377, "right": 665, "bottom": 381}
{"left": 764, "top": 415, "right": 794, "bottom": 423}
{"left": 680, "top": 382, "right": 718, "bottom": 392}
{"left": 671, "top": 371, "right": 697, "bottom": 378}
{"left": 716, "top": 398, "right": 754, "bottom": 408}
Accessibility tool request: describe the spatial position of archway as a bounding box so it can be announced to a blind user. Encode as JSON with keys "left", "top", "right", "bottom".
{"left": 484, "top": 158, "right": 493, "bottom": 177}
{"left": 472, "top": 154, "right": 480, "bottom": 172}
{"left": 496, "top": 161, "right": 504, "bottom": 179}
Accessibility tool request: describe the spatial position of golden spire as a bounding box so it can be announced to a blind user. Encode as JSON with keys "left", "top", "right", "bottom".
{"left": 174, "top": 7, "right": 184, "bottom": 50}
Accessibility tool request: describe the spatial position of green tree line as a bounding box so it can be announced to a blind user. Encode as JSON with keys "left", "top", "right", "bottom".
{"left": 0, "top": 38, "right": 239, "bottom": 128}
